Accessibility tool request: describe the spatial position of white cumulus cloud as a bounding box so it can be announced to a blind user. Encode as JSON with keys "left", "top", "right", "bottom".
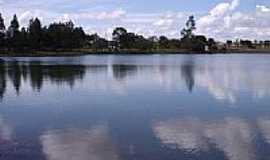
{"left": 256, "top": 5, "right": 270, "bottom": 13}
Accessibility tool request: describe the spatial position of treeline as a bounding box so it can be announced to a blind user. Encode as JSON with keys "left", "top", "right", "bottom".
{"left": 226, "top": 39, "right": 270, "bottom": 49}
{"left": 0, "top": 14, "right": 85, "bottom": 51}
{"left": 0, "top": 14, "right": 217, "bottom": 53}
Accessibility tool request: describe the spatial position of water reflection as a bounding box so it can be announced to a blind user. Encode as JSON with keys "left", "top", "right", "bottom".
{"left": 112, "top": 65, "right": 138, "bottom": 81}
{"left": 27, "top": 62, "right": 86, "bottom": 91}
{"left": 153, "top": 117, "right": 258, "bottom": 160}
{"left": 257, "top": 118, "right": 270, "bottom": 144}
{"left": 195, "top": 60, "right": 270, "bottom": 103}
{"left": 7, "top": 61, "right": 25, "bottom": 94}
{"left": 1, "top": 56, "right": 270, "bottom": 105}
{"left": 0, "top": 61, "right": 86, "bottom": 98}
{"left": 1, "top": 55, "right": 270, "bottom": 160}
{"left": 0, "top": 115, "right": 12, "bottom": 142}
{"left": 0, "top": 60, "right": 6, "bottom": 100}
{"left": 40, "top": 125, "right": 119, "bottom": 160}
{"left": 181, "top": 63, "right": 195, "bottom": 92}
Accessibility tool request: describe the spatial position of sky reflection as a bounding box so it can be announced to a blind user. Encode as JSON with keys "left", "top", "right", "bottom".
{"left": 1, "top": 55, "right": 270, "bottom": 104}
{"left": 1, "top": 55, "right": 270, "bottom": 160}
{"left": 0, "top": 115, "right": 12, "bottom": 142}
{"left": 153, "top": 117, "right": 258, "bottom": 160}
{"left": 40, "top": 125, "right": 119, "bottom": 160}
{"left": 0, "top": 57, "right": 270, "bottom": 103}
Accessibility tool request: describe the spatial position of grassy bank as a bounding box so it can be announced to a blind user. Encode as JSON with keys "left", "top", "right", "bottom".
{"left": 0, "top": 49, "right": 202, "bottom": 57}
{"left": 0, "top": 48, "right": 270, "bottom": 57}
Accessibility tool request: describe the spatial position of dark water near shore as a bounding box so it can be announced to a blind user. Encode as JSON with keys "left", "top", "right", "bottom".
{"left": 1, "top": 54, "right": 270, "bottom": 160}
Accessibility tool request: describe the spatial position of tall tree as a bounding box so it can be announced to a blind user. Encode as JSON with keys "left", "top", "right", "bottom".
{"left": 181, "top": 15, "right": 196, "bottom": 39}
{"left": 10, "top": 14, "right": 19, "bottom": 31}
{"left": 159, "top": 36, "right": 170, "bottom": 49}
{"left": 8, "top": 14, "right": 20, "bottom": 39}
{"left": 29, "top": 18, "right": 43, "bottom": 48}
{"left": 7, "top": 14, "right": 21, "bottom": 49}
{"left": 0, "top": 13, "right": 6, "bottom": 47}
{"left": 86, "top": 34, "right": 108, "bottom": 50}
{"left": 72, "top": 27, "right": 85, "bottom": 48}
{"left": 20, "top": 27, "right": 29, "bottom": 48}
{"left": 180, "top": 15, "right": 208, "bottom": 52}
{"left": 0, "top": 13, "right": 5, "bottom": 31}
{"left": 112, "top": 27, "right": 127, "bottom": 49}
{"left": 45, "top": 21, "right": 85, "bottom": 49}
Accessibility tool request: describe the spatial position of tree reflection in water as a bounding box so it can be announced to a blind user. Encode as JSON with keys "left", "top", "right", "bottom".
{"left": 0, "top": 60, "right": 197, "bottom": 101}
{"left": 181, "top": 63, "right": 195, "bottom": 92}
{"left": 7, "top": 61, "right": 23, "bottom": 94}
{"left": 0, "top": 61, "right": 86, "bottom": 99}
{"left": 0, "top": 60, "right": 6, "bottom": 100}
{"left": 112, "top": 65, "right": 138, "bottom": 80}
{"left": 1, "top": 55, "right": 270, "bottom": 160}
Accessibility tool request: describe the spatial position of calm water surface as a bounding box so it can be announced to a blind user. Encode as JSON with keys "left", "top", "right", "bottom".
{"left": 1, "top": 54, "right": 270, "bottom": 160}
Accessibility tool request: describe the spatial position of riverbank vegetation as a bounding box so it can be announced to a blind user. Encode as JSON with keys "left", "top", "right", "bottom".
{"left": 0, "top": 13, "right": 269, "bottom": 55}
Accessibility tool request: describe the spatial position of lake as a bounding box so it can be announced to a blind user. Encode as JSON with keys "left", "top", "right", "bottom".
{"left": 1, "top": 54, "right": 270, "bottom": 160}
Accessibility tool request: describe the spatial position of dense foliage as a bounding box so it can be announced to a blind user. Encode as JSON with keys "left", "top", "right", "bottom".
{"left": 0, "top": 14, "right": 86, "bottom": 51}
{"left": 0, "top": 14, "right": 260, "bottom": 53}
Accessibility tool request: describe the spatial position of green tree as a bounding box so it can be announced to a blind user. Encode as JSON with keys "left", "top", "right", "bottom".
{"left": 0, "top": 13, "right": 5, "bottom": 31}
{"left": 112, "top": 27, "right": 127, "bottom": 49}
{"left": 148, "top": 36, "right": 159, "bottom": 50}
{"left": 46, "top": 22, "right": 73, "bottom": 49}
{"left": 159, "top": 36, "right": 170, "bottom": 49}
{"left": 20, "top": 27, "right": 29, "bottom": 48}
{"left": 181, "top": 15, "right": 196, "bottom": 39}
{"left": 29, "top": 18, "right": 43, "bottom": 49}
{"left": 44, "top": 21, "right": 85, "bottom": 49}
{"left": 86, "top": 34, "right": 108, "bottom": 50}
{"left": 192, "top": 35, "right": 207, "bottom": 52}
{"left": 124, "top": 32, "right": 136, "bottom": 49}
{"left": 7, "top": 14, "right": 21, "bottom": 49}
{"left": 180, "top": 15, "right": 208, "bottom": 52}
{"left": 0, "top": 13, "right": 6, "bottom": 48}
{"left": 208, "top": 38, "right": 217, "bottom": 51}
{"left": 168, "top": 39, "right": 181, "bottom": 49}
{"left": 10, "top": 14, "right": 19, "bottom": 32}
{"left": 72, "top": 27, "right": 85, "bottom": 48}
{"left": 133, "top": 35, "right": 153, "bottom": 50}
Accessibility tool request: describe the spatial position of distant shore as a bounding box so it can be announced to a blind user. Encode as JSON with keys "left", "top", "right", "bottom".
{"left": 0, "top": 48, "right": 270, "bottom": 57}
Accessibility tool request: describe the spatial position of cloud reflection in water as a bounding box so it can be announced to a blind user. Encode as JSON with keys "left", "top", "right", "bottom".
{"left": 1, "top": 55, "right": 270, "bottom": 106}
{"left": 0, "top": 115, "right": 12, "bottom": 142}
{"left": 153, "top": 117, "right": 257, "bottom": 160}
{"left": 40, "top": 125, "right": 119, "bottom": 160}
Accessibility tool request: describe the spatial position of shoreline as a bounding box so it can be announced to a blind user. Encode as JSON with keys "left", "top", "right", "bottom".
{"left": 0, "top": 49, "right": 270, "bottom": 57}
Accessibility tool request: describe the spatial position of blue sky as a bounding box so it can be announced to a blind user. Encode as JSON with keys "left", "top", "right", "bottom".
{"left": 0, "top": 0, "right": 269, "bottom": 40}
